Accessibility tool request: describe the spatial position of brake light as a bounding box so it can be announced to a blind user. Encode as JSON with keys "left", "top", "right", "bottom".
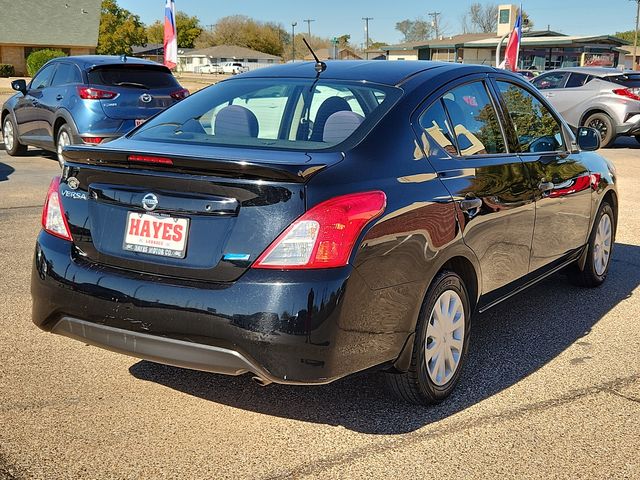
{"left": 42, "top": 176, "right": 72, "bottom": 241}
{"left": 128, "top": 154, "right": 174, "bottom": 165}
{"left": 613, "top": 88, "right": 640, "bottom": 102}
{"left": 82, "top": 137, "right": 104, "bottom": 144}
{"left": 170, "top": 88, "right": 190, "bottom": 100}
{"left": 253, "top": 191, "right": 386, "bottom": 270}
{"left": 77, "top": 86, "right": 117, "bottom": 100}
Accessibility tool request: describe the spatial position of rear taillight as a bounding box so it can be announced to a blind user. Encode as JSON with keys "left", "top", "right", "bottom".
{"left": 613, "top": 88, "right": 640, "bottom": 102}
{"left": 170, "top": 88, "right": 190, "bottom": 100}
{"left": 128, "top": 154, "right": 174, "bottom": 165}
{"left": 82, "top": 137, "right": 105, "bottom": 144}
{"left": 42, "top": 176, "right": 72, "bottom": 241}
{"left": 253, "top": 191, "right": 386, "bottom": 270}
{"left": 77, "top": 86, "right": 117, "bottom": 100}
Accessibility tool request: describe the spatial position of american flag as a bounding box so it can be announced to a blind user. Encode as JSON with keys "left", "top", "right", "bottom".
{"left": 163, "top": 0, "right": 177, "bottom": 70}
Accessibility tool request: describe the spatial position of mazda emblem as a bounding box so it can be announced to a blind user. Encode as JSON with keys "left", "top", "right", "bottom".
{"left": 142, "top": 193, "right": 159, "bottom": 211}
{"left": 140, "top": 93, "right": 153, "bottom": 103}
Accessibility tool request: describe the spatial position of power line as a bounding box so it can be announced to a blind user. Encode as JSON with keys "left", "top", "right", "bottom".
{"left": 428, "top": 12, "right": 441, "bottom": 39}
{"left": 362, "top": 17, "right": 373, "bottom": 59}
{"left": 303, "top": 19, "right": 315, "bottom": 38}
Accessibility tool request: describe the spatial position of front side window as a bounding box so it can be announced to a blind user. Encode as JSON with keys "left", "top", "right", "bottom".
{"left": 30, "top": 64, "right": 56, "bottom": 90}
{"left": 532, "top": 72, "right": 567, "bottom": 90}
{"left": 497, "top": 81, "right": 565, "bottom": 153}
{"left": 132, "top": 78, "right": 400, "bottom": 151}
{"left": 440, "top": 81, "right": 507, "bottom": 156}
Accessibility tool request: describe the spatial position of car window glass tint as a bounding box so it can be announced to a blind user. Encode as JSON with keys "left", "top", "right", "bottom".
{"left": 441, "top": 82, "right": 506, "bottom": 156}
{"left": 609, "top": 73, "right": 640, "bottom": 88}
{"left": 88, "top": 67, "right": 179, "bottom": 89}
{"left": 30, "top": 65, "right": 56, "bottom": 90}
{"left": 497, "top": 81, "right": 565, "bottom": 153}
{"left": 566, "top": 73, "right": 590, "bottom": 88}
{"left": 51, "top": 64, "right": 81, "bottom": 86}
{"left": 533, "top": 72, "right": 567, "bottom": 90}
{"left": 418, "top": 99, "right": 458, "bottom": 156}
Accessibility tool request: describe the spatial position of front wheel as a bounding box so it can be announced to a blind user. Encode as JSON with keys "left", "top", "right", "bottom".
{"left": 56, "top": 124, "right": 73, "bottom": 168}
{"left": 570, "top": 201, "right": 615, "bottom": 287}
{"left": 385, "top": 271, "right": 471, "bottom": 405}
{"left": 2, "top": 115, "right": 28, "bottom": 156}
{"left": 584, "top": 113, "right": 615, "bottom": 148}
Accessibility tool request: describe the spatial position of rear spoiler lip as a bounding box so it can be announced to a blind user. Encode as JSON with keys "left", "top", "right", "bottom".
{"left": 63, "top": 144, "right": 339, "bottom": 183}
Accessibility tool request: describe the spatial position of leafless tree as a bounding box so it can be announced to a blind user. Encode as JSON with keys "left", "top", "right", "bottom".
{"left": 467, "top": 3, "right": 499, "bottom": 33}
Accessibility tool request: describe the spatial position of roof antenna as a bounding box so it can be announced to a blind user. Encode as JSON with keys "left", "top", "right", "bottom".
{"left": 302, "top": 37, "right": 326, "bottom": 75}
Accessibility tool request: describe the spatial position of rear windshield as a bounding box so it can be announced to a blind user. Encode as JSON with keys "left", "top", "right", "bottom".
{"left": 130, "top": 78, "right": 401, "bottom": 151}
{"left": 88, "top": 66, "right": 179, "bottom": 89}
{"left": 608, "top": 73, "right": 640, "bottom": 88}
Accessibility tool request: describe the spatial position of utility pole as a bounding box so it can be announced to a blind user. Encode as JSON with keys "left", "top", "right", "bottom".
{"left": 428, "top": 12, "right": 441, "bottom": 39}
{"left": 303, "top": 19, "right": 315, "bottom": 38}
{"left": 633, "top": 0, "right": 640, "bottom": 70}
{"left": 291, "top": 22, "right": 297, "bottom": 61}
{"left": 362, "top": 17, "right": 373, "bottom": 59}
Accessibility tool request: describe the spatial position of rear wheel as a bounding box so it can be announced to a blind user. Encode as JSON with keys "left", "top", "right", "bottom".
{"left": 570, "top": 201, "right": 615, "bottom": 287}
{"left": 385, "top": 271, "right": 471, "bottom": 405}
{"left": 585, "top": 112, "right": 615, "bottom": 148}
{"left": 2, "top": 115, "right": 28, "bottom": 156}
{"left": 56, "top": 124, "right": 72, "bottom": 168}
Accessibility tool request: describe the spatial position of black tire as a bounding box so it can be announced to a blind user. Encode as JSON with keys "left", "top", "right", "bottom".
{"left": 385, "top": 271, "right": 471, "bottom": 405}
{"left": 570, "top": 201, "right": 615, "bottom": 288}
{"left": 56, "top": 124, "right": 73, "bottom": 168}
{"left": 635, "top": 135, "right": 640, "bottom": 144}
{"left": 2, "top": 115, "right": 28, "bottom": 156}
{"left": 584, "top": 112, "right": 615, "bottom": 148}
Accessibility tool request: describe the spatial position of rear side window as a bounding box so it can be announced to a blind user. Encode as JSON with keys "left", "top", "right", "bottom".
{"left": 132, "top": 78, "right": 400, "bottom": 151}
{"left": 608, "top": 73, "right": 640, "bottom": 88}
{"left": 565, "top": 73, "right": 591, "bottom": 88}
{"left": 88, "top": 67, "right": 179, "bottom": 89}
{"left": 418, "top": 99, "right": 457, "bottom": 156}
{"left": 533, "top": 72, "right": 567, "bottom": 90}
{"left": 497, "top": 81, "right": 565, "bottom": 153}
{"left": 439, "top": 81, "right": 507, "bottom": 156}
{"left": 51, "top": 63, "right": 82, "bottom": 86}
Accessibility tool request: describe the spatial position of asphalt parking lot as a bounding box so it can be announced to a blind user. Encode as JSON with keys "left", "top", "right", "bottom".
{"left": 0, "top": 140, "right": 639, "bottom": 479}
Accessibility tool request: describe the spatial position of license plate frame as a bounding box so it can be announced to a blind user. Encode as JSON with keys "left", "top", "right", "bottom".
{"left": 122, "top": 212, "right": 189, "bottom": 259}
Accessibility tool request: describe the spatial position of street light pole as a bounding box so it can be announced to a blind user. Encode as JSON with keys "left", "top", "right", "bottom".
{"left": 291, "top": 22, "right": 297, "bottom": 61}
{"left": 362, "top": 17, "right": 373, "bottom": 60}
{"left": 303, "top": 19, "right": 315, "bottom": 38}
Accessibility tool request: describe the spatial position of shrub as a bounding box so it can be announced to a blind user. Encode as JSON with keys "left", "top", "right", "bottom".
{"left": 26, "top": 49, "right": 67, "bottom": 77}
{"left": 0, "top": 64, "right": 15, "bottom": 77}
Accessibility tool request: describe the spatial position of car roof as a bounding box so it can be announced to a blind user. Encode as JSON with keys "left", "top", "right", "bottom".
{"left": 239, "top": 60, "right": 492, "bottom": 86}
{"left": 49, "top": 55, "right": 168, "bottom": 70}
{"left": 542, "top": 67, "right": 626, "bottom": 78}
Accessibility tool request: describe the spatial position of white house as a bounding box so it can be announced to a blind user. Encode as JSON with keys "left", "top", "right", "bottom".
{"left": 178, "top": 45, "right": 282, "bottom": 73}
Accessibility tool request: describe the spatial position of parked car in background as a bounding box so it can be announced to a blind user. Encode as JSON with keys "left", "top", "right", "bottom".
{"left": 222, "top": 62, "right": 249, "bottom": 74}
{"left": 516, "top": 70, "right": 537, "bottom": 80}
{"left": 32, "top": 61, "right": 617, "bottom": 405}
{"left": 1, "top": 56, "right": 189, "bottom": 167}
{"left": 199, "top": 63, "right": 223, "bottom": 74}
{"left": 532, "top": 67, "right": 640, "bottom": 147}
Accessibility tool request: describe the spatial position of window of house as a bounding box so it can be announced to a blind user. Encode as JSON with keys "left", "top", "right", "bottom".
{"left": 440, "top": 81, "right": 507, "bottom": 156}
{"left": 497, "top": 81, "right": 565, "bottom": 153}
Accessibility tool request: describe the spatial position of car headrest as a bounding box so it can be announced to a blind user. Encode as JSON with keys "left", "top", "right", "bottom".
{"left": 214, "top": 105, "right": 259, "bottom": 138}
{"left": 310, "top": 96, "right": 352, "bottom": 142}
{"left": 323, "top": 111, "right": 365, "bottom": 144}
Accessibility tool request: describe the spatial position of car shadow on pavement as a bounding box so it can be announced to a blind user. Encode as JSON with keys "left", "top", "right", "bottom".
{"left": 608, "top": 137, "right": 640, "bottom": 149}
{"left": 0, "top": 161, "right": 15, "bottom": 182}
{"left": 130, "top": 243, "right": 640, "bottom": 434}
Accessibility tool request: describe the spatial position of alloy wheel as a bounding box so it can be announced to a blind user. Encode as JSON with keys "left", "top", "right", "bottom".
{"left": 588, "top": 118, "right": 608, "bottom": 140}
{"left": 3, "top": 119, "right": 14, "bottom": 152}
{"left": 593, "top": 213, "right": 612, "bottom": 276}
{"left": 425, "top": 289, "right": 465, "bottom": 386}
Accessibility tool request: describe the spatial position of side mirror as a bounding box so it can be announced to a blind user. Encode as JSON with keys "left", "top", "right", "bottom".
{"left": 11, "top": 79, "right": 27, "bottom": 95}
{"left": 576, "top": 127, "right": 600, "bottom": 151}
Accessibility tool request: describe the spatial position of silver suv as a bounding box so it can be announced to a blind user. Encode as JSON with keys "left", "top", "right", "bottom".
{"left": 532, "top": 67, "right": 640, "bottom": 147}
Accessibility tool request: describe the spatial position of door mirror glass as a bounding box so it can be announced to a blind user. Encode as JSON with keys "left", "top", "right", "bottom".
{"left": 11, "top": 79, "right": 27, "bottom": 95}
{"left": 576, "top": 127, "right": 600, "bottom": 151}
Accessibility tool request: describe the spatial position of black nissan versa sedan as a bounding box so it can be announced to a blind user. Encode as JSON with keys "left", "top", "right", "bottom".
{"left": 31, "top": 61, "right": 617, "bottom": 405}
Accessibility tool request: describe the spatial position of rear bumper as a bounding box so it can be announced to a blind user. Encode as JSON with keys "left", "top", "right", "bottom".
{"left": 616, "top": 113, "right": 640, "bottom": 136}
{"left": 32, "top": 232, "right": 414, "bottom": 384}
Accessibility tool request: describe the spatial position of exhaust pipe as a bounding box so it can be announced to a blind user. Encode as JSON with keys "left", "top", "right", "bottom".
{"left": 251, "top": 375, "right": 273, "bottom": 387}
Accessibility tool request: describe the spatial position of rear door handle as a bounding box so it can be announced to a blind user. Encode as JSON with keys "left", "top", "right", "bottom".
{"left": 539, "top": 181, "right": 554, "bottom": 192}
{"left": 56, "top": 95, "right": 63, "bottom": 101}
{"left": 459, "top": 198, "right": 483, "bottom": 212}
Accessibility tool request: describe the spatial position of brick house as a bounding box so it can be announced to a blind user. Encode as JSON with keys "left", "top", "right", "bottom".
{"left": 0, "top": 0, "right": 101, "bottom": 75}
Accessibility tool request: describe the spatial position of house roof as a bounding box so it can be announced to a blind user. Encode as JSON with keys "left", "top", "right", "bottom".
{"left": 133, "top": 43, "right": 164, "bottom": 55}
{"left": 183, "top": 45, "right": 281, "bottom": 60}
{"left": 0, "top": 0, "right": 101, "bottom": 47}
{"left": 303, "top": 48, "right": 362, "bottom": 61}
{"left": 464, "top": 35, "right": 630, "bottom": 48}
{"left": 384, "top": 33, "right": 494, "bottom": 51}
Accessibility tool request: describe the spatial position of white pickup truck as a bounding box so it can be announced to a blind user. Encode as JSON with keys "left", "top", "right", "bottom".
{"left": 221, "top": 62, "right": 249, "bottom": 75}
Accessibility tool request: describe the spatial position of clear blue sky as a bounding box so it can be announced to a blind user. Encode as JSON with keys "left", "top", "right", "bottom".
{"left": 119, "top": 0, "right": 637, "bottom": 46}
